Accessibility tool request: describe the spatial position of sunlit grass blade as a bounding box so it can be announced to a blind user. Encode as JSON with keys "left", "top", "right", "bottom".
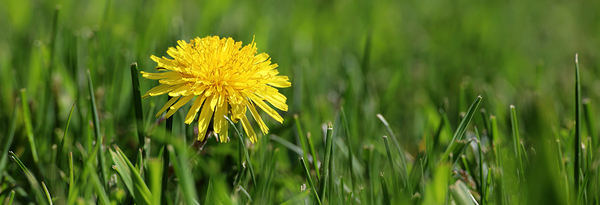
{"left": 376, "top": 114, "right": 410, "bottom": 193}
{"left": 574, "top": 53, "right": 582, "bottom": 195}
{"left": 130, "top": 62, "right": 145, "bottom": 153}
{"left": 167, "top": 145, "right": 199, "bottom": 204}
{"left": 261, "top": 149, "right": 279, "bottom": 202}
{"left": 147, "top": 158, "right": 163, "bottom": 204}
{"left": 41, "top": 181, "right": 52, "bottom": 205}
{"left": 9, "top": 151, "right": 46, "bottom": 205}
{"left": 57, "top": 101, "right": 76, "bottom": 168}
{"left": 449, "top": 180, "right": 476, "bottom": 205}
{"left": 380, "top": 173, "right": 391, "bottom": 205}
{"left": 582, "top": 99, "right": 597, "bottom": 150}
{"left": 20, "top": 89, "right": 39, "bottom": 163}
{"left": 422, "top": 162, "right": 450, "bottom": 204}
{"left": 341, "top": 107, "right": 356, "bottom": 191}
{"left": 237, "top": 185, "right": 253, "bottom": 203}
{"left": 7, "top": 190, "right": 15, "bottom": 205}
{"left": 509, "top": 105, "right": 524, "bottom": 181}
{"left": 225, "top": 116, "right": 257, "bottom": 188}
{"left": 440, "top": 95, "right": 482, "bottom": 164}
{"left": 67, "top": 152, "right": 76, "bottom": 205}
{"left": 85, "top": 162, "right": 110, "bottom": 205}
{"left": 110, "top": 146, "right": 152, "bottom": 205}
{"left": 87, "top": 70, "right": 107, "bottom": 190}
{"left": 0, "top": 99, "right": 18, "bottom": 174}
{"left": 280, "top": 187, "right": 311, "bottom": 205}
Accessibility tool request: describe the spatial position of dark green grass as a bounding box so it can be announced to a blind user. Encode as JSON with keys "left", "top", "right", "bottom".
{"left": 1, "top": 0, "right": 600, "bottom": 204}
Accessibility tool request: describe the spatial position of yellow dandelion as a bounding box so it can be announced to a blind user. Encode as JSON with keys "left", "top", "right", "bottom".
{"left": 141, "top": 36, "right": 291, "bottom": 143}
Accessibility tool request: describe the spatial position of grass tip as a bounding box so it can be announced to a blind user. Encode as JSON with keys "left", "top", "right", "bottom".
{"left": 575, "top": 53, "right": 578, "bottom": 63}
{"left": 383, "top": 135, "right": 388, "bottom": 139}
{"left": 131, "top": 62, "right": 138, "bottom": 66}
{"left": 55, "top": 4, "right": 62, "bottom": 10}
{"left": 510, "top": 105, "right": 515, "bottom": 109}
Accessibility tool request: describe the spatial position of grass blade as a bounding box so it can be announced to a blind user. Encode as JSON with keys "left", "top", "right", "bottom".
{"left": 582, "top": 99, "right": 597, "bottom": 151}
{"left": 9, "top": 151, "right": 46, "bottom": 205}
{"left": 167, "top": 145, "right": 199, "bottom": 205}
{"left": 319, "top": 122, "right": 334, "bottom": 201}
{"left": 57, "top": 101, "right": 76, "bottom": 168}
{"left": 225, "top": 116, "right": 257, "bottom": 188}
{"left": 341, "top": 107, "right": 356, "bottom": 191}
{"left": 130, "top": 62, "right": 145, "bottom": 153}
{"left": 509, "top": 105, "right": 525, "bottom": 181}
{"left": 306, "top": 132, "right": 320, "bottom": 180}
{"left": 161, "top": 96, "right": 174, "bottom": 205}
{"left": 376, "top": 114, "right": 410, "bottom": 194}
{"left": 574, "top": 53, "right": 582, "bottom": 195}
{"left": 383, "top": 135, "right": 400, "bottom": 195}
{"left": 0, "top": 98, "right": 19, "bottom": 174}
{"left": 440, "top": 95, "right": 482, "bottom": 164}
{"left": 41, "top": 181, "right": 52, "bottom": 205}
{"left": 87, "top": 70, "right": 107, "bottom": 190}
{"left": 270, "top": 134, "right": 311, "bottom": 162}
{"left": 110, "top": 147, "right": 152, "bottom": 205}
{"left": 67, "top": 152, "right": 76, "bottom": 204}
{"left": 475, "top": 127, "right": 485, "bottom": 205}
{"left": 85, "top": 162, "right": 110, "bottom": 205}
{"left": 294, "top": 114, "right": 310, "bottom": 171}
{"left": 147, "top": 158, "right": 163, "bottom": 204}
{"left": 7, "top": 190, "right": 15, "bottom": 205}
{"left": 20, "top": 89, "right": 39, "bottom": 163}
{"left": 380, "top": 173, "right": 391, "bottom": 205}
{"left": 449, "top": 180, "right": 477, "bottom": 205}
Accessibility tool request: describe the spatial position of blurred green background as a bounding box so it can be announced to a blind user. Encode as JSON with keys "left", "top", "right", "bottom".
{"left": 1, "top": 0, "right": 599, "bottom": 204}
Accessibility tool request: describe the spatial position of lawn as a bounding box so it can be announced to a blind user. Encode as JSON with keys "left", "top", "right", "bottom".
{"left": 1, "top": 0, "right": 599, "bottom": 204}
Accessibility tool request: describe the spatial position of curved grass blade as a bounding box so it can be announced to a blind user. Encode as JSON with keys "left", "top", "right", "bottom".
{"left": 280, "top": 188, "right": 311, "bottom": 205}
{"left": 449, "top": 180, "right": 477, "bottom": 205}
{"left": 42, "top": 182, "right": 52, "bottom": 205}
{"left": 85, "top": 162, "right": 110, "bottom": 205}
{"left": 7, "top": 190, "right": 15, "bottom": 205}
{"left": 270, "top": 134, "right": 312, "bottom": 162}
{"left": 294, "top": 114, "right": 310, "bottom": 172}
{"left": 306, "top": 132, "right": 320, "bottom": 179}
{"left": 9, "top": 151, "right": 46, "bottom": 205}
{"left": 225, "top": 116, "right": 257, "bottom": 188}
{"left": 319, "top": 123, "right": 334, "bottom": 201}
{"left": 439, "top": 96, "right": 482, "bottom": 164}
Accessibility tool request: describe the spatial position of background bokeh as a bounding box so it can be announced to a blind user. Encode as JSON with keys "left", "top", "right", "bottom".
{"left": 1, "top": 0, "right": 599, "bottom": 204}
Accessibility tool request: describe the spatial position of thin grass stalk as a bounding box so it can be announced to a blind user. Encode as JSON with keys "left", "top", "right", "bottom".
{"left": 341, "top": 107, "right": 356, "bottom": 191}
{"left": 87, "top": 70, "right": 108, "bottom": 190}
{"left": 376, "top": 114, "right": 410, "bottom": 193}
{"left": 301, "top": 157, "right": 322, "bottom": 205}
{"left": 509, "top": 105, "right": 524, "bottom": 181}
{"left": 294, "top": 114, "right": 311, "bottom": 175}
{"left": 319, "top": 123, "right": 334, "bottom": 201}
{"left": 7, "top": 191, "right": 15, "bottom": 205}
{"left": 381, "top": 173, "right": 391, "bottom": 205}
{"left": 439, "top": 96, "right": 482, "bottom": 164}
{"left": 57, "top": 101, "right": 76, "bottom": 168}
{"left": 225, "top": 116, "right": 257, "bottom": 187}
{"left": 574, "top": 54, "right": 582, "bottom": 196}
{"left": 475, "top": 126, "right": 485, "bottom": 205}
{"left": 161, "top": 96, "right": 174, "bottom": 205}
{"left": 307, "top": 132, "right": 320, "bottom": 180}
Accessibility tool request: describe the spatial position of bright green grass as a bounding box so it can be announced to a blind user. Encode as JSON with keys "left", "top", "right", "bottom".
{"left": 1, "top": 0, "right": 600, "bottom": 204}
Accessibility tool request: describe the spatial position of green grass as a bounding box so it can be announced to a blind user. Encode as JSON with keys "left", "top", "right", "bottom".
{"left": 2, "top": 0, "right": 600, "bottom": 204}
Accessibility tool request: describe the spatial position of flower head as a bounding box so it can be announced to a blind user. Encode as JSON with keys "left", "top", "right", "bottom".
{"left": 142, "top": 36, "right": 290, "bottom": 143}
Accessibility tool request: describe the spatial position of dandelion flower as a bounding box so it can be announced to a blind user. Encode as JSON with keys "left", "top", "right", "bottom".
{"left": 142, "top": 36, "right": 291, "bottom": 143}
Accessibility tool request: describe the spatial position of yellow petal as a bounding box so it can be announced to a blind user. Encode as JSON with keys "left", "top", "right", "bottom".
{"left": 165, "top": 95, "right": 194, "bottom": 119}
{"left": 197, "top": 95, "right": 216, "bottom": 141}
{"left": 267, "top": 76, "right": 291, "bottom": 88}
{"left": 168, "top": 85, "right": 191, "bottom": 96}
{"left": 248, "top": 94, "right": 283, "bottom": 123}
{"left": 156, "top": 96, "right": 180, "bottom": 117}
{"left": 213, "top": 98, "right": 228, "bottom": 142}
{"left": 245, "top": 99, "right": 269, "bottom": 134}
{"left": 141, "top": 71, "right": 180, "bottom": 80}
{"left": 185, "top": 95, "right": 206, "bottom": 124}
{"left": 143, "top": 84, "right": 180, "bottom": 98}
{"left": 263, "top": 93, "right": 288, "bottom": 111}
{"left": 241, "top": 115, "right": 257, "bottom": 143}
